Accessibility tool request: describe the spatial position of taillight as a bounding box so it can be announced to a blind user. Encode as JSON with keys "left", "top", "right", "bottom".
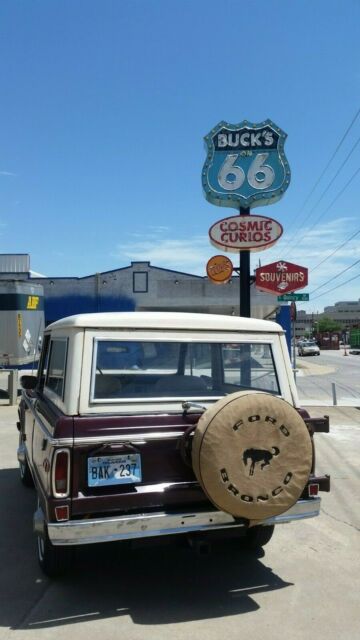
{"left": 308, "top": 483, "right": 319, "bottom": 497}
{"left": 52, "top": 449, "right": 70, "bottom": 498}
{"left": 55, "top": 505, "right": 69, "bottom": 521}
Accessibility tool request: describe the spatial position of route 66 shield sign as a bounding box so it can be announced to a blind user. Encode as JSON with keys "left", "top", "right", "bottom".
{"left": 202, "top": 119, "right": 291, "bottom": 210}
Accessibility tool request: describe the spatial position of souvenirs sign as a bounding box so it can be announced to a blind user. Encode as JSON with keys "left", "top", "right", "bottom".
{"left": 255, "top": 260, "right": 308, "bottom": 295}
{"left": 202, "top": 119, "right": 291, "bottom": 209}
{"left": 209, "top": 214, "right": 283, "bottom": 253}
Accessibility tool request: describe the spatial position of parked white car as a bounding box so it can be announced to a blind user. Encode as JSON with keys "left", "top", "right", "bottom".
{"left": 298, "top": 341, "right": 320, "bottom": 356}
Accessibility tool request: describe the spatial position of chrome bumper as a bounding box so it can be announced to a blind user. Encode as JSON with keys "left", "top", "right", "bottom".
{"left": 35, "top": 498, "right": 321, "bottom": 546}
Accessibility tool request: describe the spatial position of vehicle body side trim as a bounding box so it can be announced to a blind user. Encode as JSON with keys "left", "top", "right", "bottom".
{"left": 73, "top": 431, "right": 185, "bottom": 445}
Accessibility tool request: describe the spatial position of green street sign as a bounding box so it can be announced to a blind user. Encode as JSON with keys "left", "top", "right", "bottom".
{"left": 277, "top": 293, "right": 309, "bottom": 301}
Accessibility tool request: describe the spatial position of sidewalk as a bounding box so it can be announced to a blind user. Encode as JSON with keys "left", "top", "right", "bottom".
{"left": 295, "top": 355, "right": 360, "bottom": 408}
{"left": 300, "top": 405, "right": 360, "bottom": 427}
{"left": 296, "top": 359, "right": 335, "bottom": 377}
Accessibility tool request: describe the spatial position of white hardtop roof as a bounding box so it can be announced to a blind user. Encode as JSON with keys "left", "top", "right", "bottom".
{"left": 46, "top": 311, "right": 283, "bottom": 334}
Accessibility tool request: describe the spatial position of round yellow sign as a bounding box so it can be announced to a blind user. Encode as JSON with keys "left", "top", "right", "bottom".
{"left": 206, "top": 255, "right": 233, "bottom": 284}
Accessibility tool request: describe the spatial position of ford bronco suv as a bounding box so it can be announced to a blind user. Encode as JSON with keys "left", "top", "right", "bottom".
{"left": 17, "top": 312, "right": 330, "bottom": 576}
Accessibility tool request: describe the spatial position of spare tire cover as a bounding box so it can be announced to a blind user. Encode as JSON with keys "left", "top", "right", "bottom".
{"left": 192, "top": 391, "right": 312, "bottom": 522}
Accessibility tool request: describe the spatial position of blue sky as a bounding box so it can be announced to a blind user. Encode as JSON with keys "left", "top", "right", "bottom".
{"left": 1, "top": 0, "right": 359, "bottom": 313}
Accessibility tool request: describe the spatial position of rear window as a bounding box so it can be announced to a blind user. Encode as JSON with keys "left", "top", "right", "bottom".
{"left": 91, "top": 339, "right": 280, "bottom": 402}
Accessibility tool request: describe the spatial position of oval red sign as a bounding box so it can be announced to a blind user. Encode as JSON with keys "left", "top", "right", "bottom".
{"left": 209, "top": 214, "right": 283, "bottom": 253}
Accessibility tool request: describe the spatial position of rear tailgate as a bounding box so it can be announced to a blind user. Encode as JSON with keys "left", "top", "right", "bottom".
{"left": 71, "top": 414, "right": 207, "bottom": 518}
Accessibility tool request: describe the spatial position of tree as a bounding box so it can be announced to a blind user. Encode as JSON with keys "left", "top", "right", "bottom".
{"left": 316, "top": 316, "right": 342, "bottom": 333}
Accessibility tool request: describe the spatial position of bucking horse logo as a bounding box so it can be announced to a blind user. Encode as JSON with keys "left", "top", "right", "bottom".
{"left": 243, "top": 447, "right": 280, "bottom": 476}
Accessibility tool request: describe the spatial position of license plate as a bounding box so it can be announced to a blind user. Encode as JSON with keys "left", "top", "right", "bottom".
{"left": 87, "top": 454, "right": 142, "bottom": 487}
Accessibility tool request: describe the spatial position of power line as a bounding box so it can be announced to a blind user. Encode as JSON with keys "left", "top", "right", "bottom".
{"left": 280, "top": 106, "right": 360, "bottom": 254}
{"left": 290, "top": 166, "right": 360, "bottom": 259}
{"left": 311, "top": 257, "right": 360, "bottom": 294}
{"left": 282, "top": 151, "right": 360, "bottom": 260}
{"left": 304, "top": 135, "right": 360, "bottom": 218}
{"left": 283, "top": 138, "right": 360, "bottom": 258}
{"left": 311, "top": 270, "right": 360, "bottom": 301}
{"left": 311, "top": 221, "right": 360, "bottom": 272}
{"left": 298, "top": 106, "right": 360, "bottom": 212}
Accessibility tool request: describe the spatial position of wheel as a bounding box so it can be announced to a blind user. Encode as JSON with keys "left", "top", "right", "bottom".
{"left": 245, "top": 524, "right": 275, "bottom": 549}
{"left": 19, "top": 434, "right": 34, "bottom": 487}
{"left": 36, "top": 501, "right": 72, "bottom": 578}
{"left": 37, "top": 525, "right": 72, "bottom": 578}
{"left": 192, "top": 391, "right": 313, "bottom": 524}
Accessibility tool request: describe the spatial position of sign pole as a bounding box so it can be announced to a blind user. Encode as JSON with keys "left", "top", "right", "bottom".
{"left": 239, "top": 207, "right": 251, "bottom": 317}
{"left": 291, "top": 301, "right": 297, "bottom": 381}
{"left": 292, "top": 317, "right": 297, "bottom": 380}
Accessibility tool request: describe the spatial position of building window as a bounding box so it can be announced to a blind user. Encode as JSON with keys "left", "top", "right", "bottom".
{"left": 133, "top": 271, "right": 148, "bottom": 293}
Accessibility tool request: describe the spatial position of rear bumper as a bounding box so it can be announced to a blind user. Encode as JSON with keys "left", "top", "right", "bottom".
{"left": 35, "top": 498, "right": 322, "bottom": 546}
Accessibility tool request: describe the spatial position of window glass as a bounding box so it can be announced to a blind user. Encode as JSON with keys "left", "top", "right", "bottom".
{"left": 183, "top": 343, "right": 212, "bottom": 373}
{"left": 96, "top": 340, "right": 180, "bottom": 371}
{"left": 92, "top": 339, "right": 280, "bottom": 401}
{"left": 38, "top": 334, "right": 50, "bottom": 391}
{"left": 45, "top": 339, "right": 67, "bottom": 398}
{"left": 222, "top": 343, "right": 279, "bottom": 393}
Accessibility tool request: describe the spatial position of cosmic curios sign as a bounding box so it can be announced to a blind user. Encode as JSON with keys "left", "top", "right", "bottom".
{"left": 209, "top": 214, "right": 283, "bottom": 253}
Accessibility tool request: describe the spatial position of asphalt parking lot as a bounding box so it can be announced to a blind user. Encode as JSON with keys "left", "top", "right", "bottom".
{"left": 1, "top": 402, "right": 359, "bottom": 640}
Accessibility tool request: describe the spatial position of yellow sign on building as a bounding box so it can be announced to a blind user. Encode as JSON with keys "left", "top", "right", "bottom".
{"left": 17, "top": 313, "right": 22, "bottom": 337}
{"left": 27, "top": 296, "right": 40, "bottom": 310}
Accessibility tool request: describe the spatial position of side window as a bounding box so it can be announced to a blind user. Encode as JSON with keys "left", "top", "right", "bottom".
{"left": 37, "top": 334, "right": 50, "bottom": 391}
{"left": 45, "top": 338, "right": 68, "bottom": 399}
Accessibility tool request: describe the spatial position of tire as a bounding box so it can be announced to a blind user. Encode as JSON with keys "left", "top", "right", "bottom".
{"left": 36, "top": 498, "right": 72, "bottom": 578}
{"left": 192, "top": 391, "right": 313, "bottom": 525}
{"left": 19, "top": 435, "right": 34, "bottom": 488}
{"left": 245, "top": 524, "right": 275, "bottom": 549}
{"left": 37, "top": 525, "right": 72, "bottom": 578}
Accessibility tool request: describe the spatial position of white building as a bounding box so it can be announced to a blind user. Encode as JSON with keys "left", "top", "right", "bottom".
{"left": 323, "top": 300, "right": 360, "bottom": 327}
{"left": 295, "top": 300, "right": 360, "bottom": 338}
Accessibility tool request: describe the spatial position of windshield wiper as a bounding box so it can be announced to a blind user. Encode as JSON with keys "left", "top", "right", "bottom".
{"left": 182, "top": 401, "right": 207, "bottom": 417}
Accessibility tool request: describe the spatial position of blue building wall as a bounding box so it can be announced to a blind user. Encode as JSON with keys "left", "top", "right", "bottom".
{"left": 276, "top": 305, "right": 292, "bottom": 357}
{"left": 45, "top": 294, "right": 135, "bottom": 324}
{"left": 28, "top": 262, "right": 280, "bottom": 325}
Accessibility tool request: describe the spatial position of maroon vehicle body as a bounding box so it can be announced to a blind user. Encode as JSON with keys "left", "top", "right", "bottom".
{"left": 17, "top": 312, "right": 330, "bottom": 576}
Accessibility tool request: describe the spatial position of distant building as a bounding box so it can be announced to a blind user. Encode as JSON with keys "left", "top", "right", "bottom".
{"left": 294, "top": 310, "right": 314, "bottom": 338}
{"left": 295, "top": 300, "right": 360, "bottom": 338}
{"left": 6, "top": 254, "right": 359, "bottom": 339}
{"left": 1, "top": 254, "right": 280, "bottom": 325}
{"left": 323, "top": 300, "right": 360, "bottom": 327}
{"left": 0, "top": 254, "right": 30, "bottom": 280}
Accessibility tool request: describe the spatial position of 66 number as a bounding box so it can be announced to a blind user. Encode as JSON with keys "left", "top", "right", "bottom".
{"left": 218, "top": 152, "right": 275, "bottom": 191}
